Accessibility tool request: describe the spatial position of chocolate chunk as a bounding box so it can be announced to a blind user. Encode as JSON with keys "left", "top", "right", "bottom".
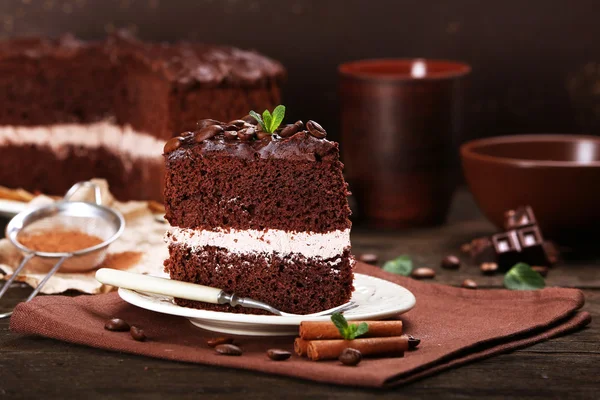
{"left": 163, "top": 136, "right": 184, "bottom": 154}
{"left": 492, "top": 231, "right": 522, "bottom": 270}
{"left": 266, "top": 349, "right": 292, "bottom": 361}
{"left": 206, "top": 337, "right": 234, "bottom": 348}
{"left": 504, "top": 206, "right": 536, "bottom": 230}
{"left": 407, "top": 335, "right": 421, "bottom": 349}
{"left": 411, "top": 267, "right": 435, "bottom": 279}
{"left": 130, "top": 326, "right": 146, "bottom": 342}
{"left": 357, "top": 253, "right": 378, "bottom": 264}
{"left": 461, "top": 279, "right": 478, "bottom": 289}
{"left": 215, "top": 344, "right": 242, "bottom": 356}
{"left": 441, "top": 255, "right": 461, "bottom": 270}
{"left": 196, "top": 119, "right": 222, "bottom": 130}
{"left": 195, "top": 125, "right": 224, "bottom": 142}
{"left": 104, "top": 318, "right": 130, "bottom": 332}
{"left": 339, "top": 348, "right": 362, "bottom": 366}
{"left": 306, "top": 120, "right": 327, "bottom": 139}
{"left": 532, "top": 265, "right": 549, "bottom": 277}
{"left": 241, "top": 114, "right": 258, "bottom": 124}
{"left": 480, "top": 262, "right": 498, "bottom": 275}
{"left": 278, "top": 123, "right": 299, "bottom": 138}
{"left": 224, "top": 130, "right": 238, "bottom": 140}
{"left": 517, "top": 225, "right": 551, "bottom": 267}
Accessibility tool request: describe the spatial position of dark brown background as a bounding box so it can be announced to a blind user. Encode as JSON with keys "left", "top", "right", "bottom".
{"left": 0, "top": 0, "right": 599, "bottom": 142}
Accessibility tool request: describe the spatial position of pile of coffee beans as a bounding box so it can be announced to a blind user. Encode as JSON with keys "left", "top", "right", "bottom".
{"left": 163, "top": 116, "right": 328, "bottom": 154}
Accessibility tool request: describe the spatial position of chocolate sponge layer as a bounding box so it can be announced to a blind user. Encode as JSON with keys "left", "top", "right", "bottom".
{"left": 164, "top": 243, "right": 354, "bottom": 315}
{"left": 164, "top": 154, "right": 351, "bottom": 233}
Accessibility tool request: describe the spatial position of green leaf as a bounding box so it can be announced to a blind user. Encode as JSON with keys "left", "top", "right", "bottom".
{"left": 262, "top": 109, "right": 273, "bottom": 132}
{"left": 382, "top": 255, "right": 413, "bottom": 276}
{"left": 331, "top": 312, "right": 348, "bottom": 334}
{"left": 249, "top": 110, "right": 266, "bottom": 131}
{"left": 331, "top": 313, "right": 369, "bottom": 340}
{"left": 270, "top": 105, "right": 286, "bottom": 132}
{"left": 354, "top": 322, "right": 369, "bottom": 338}
{"left": 504, "top": 263, "right": 546, "bottom": 290}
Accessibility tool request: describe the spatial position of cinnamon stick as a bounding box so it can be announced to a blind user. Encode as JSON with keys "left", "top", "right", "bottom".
{"left": 299, "top": 320, "right": 403, "bottom": 340}
{"left": 306, "top": 336, "right": 408, "bottom": 361}
{"left": 294, "top": 337, "right": 310, "bottom": 356}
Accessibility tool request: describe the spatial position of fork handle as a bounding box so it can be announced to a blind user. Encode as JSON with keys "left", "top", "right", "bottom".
{"left": 95, "top": 268, "right": 223, "bottom": 304}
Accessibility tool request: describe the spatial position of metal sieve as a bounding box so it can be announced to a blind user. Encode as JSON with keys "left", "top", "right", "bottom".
{"left": 0, "top": 181, "right": 125, "bottom": 318}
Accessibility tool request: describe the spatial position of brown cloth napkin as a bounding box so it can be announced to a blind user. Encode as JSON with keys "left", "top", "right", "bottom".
{"left": 9, "top": 262, "right": 591, "bottom": 388}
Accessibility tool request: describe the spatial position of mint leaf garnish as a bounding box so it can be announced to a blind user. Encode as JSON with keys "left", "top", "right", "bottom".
{"left": 262, "top": 109, "right": 273, "bottom": 132}
{"left": 354, "top": 322, "right": 369, "bottom": 337}
{"left": 248, "top": 110, "right": 266, "bottom": 131}
{"left": 382, "top": 255, "right": 413, "bottom": 276}
{"left": 331, "top": 313, "right": 369, "bottom": 340}
{"left": 504, "top": 263, "right": 546, "bottom": 290}
{"left": 270, "top": 105, "right": 285, "bottom": 132}
{"left": 249, "top": 105, "right": 286, "bottom": 133}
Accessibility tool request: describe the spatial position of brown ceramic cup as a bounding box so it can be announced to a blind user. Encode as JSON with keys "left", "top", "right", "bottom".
{"left": 339, "top": 59, "right": 470, "bottom": 228}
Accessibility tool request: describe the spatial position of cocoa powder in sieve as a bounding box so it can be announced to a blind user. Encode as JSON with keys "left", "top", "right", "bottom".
{"left": 18, "top": 230, "right": 104, "bottom": 252}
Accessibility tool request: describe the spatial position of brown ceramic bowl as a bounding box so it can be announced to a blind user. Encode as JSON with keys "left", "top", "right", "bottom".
{"left": 461, "top": 134, "right": 600, "bottom": 244}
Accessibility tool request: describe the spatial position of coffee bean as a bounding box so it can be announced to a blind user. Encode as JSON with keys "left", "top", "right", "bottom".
{"left": 339, "top": 348, "right": 362, "bottom": 366}
{"left": 195, "top": 125, "right": 223, "bottom": 142}
{"left": 306, "top": 120, "right": 327, "bottom": 139}
{"left": 227, "top": 119, "right": 246, "bottom": 128}
{"left": 357, "top": 253, "right": 378, "bottom": 264}
{"left": 441, "top": 255, "right": 461, "bottom": 270}
{"left": 130, "top": 326, "right": 146, "bottom": 342}
{"left": 104, "top": 318, "right": 130, "bottom": 332}
{"left": 294, "top": 120, "right": 304, "bottom": 130}
{"left": 256, "top": 130, "right": 272, "bottom": 140}
{"left": 266, "top": 349, "right": 291, "bottom": 361}
{"left": 215, "top": 344, "right": 242, "bottom": 356}
{"left": 224, "top": 130, "right": 238, "bottom": 140}
{"left": 278, "top": 123, "right": 299, "bottom": 138}
{"left": 241, "top": 114, "right": 258, "bottom": 124}
{"left": 196, "top": 119, "right": 222, "bottom": 130}
{"left": 480, "top": 262, "right": 498, "bottom": 275}
{"left": 407, "top": 335, "right": 421, "bottom": 349}
{"left": 411, "top": 267, "right": 436, "bottom": 279}
{"left": 224, "top": 124, "right": 241, "bottom": 131}
{"left": 163, "top": 136, "right": 183, "bottom": 154}
{"left": 460, "top": 243, "right": 472, "bottom": 254}
{"left": 532, "top": 266, "right": 549, "bottom": 277}
{"left": 206, "top": 337, "right": 234, "bottom": 348}
{"left": 238, "top": 127, "right": 256, "bottom": 141}
{"left": 461, "top": 279, "right": 478, "bottom": 289}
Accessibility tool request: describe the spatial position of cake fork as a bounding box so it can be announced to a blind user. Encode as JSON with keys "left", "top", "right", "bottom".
{"left": 96, "top": 268, "right": 357, "bottom": 317}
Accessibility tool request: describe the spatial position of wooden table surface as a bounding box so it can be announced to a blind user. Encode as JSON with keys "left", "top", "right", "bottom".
{"left": 0, "top": 189, "right": 598, "bottom": 399}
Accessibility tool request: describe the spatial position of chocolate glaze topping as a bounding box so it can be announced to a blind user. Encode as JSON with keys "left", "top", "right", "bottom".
{"left": 164, "top": 118, "right": 338, "bottom": 162}
{"left": 0, "top": 31, "right": 285, "bottom": 88}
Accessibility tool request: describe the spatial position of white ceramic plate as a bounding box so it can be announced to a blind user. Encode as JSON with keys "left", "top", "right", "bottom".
{"left": 0, "top": 199, "right": 26, "bottom": 218}
{"left": 118, "top": 273, "right": 416, "bottom": 336}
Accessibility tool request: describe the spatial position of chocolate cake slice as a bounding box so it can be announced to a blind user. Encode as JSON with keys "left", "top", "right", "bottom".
{"left": 163, "top": 113, "right": 354, "bottom": 314}
{"left": 0, "top": 32, "right": 284, "bottom": 201}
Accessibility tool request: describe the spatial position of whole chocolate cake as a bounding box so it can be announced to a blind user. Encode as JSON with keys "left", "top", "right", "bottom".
{"left": 163, "top": 112, "right": 355, "bottom": 314}
{"left": 0, "top": 32, "right": 284, "bottom": 200}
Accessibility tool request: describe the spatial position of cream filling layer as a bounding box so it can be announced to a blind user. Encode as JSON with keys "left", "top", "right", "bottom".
{"left": 0, "top": 122, "right": 165, "bottom": 159}
{"left": 165, "top": 227, "right": 351, "bottom": 260}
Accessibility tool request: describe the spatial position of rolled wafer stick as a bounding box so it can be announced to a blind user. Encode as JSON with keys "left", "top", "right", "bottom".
{"left": 294, "top": 337, "right": 310, "bottom": 356}
{"left": 299, "top": 320, "right": 403, "bottom": 340}
{"left": 306, "top": 335, "right": 408, "bottom": 361}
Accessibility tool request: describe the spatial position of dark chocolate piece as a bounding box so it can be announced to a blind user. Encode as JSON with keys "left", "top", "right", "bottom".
{"left": 504, "top": 206, "right": 536, "bottom": 230}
